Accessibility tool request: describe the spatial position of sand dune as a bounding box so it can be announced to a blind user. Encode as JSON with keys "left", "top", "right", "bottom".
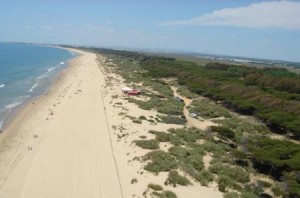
{"left": 0, "top": 49, "right": 222, "bottom": 198}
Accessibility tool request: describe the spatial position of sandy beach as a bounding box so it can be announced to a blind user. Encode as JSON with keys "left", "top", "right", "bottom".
{"left": 0, "top": 49, "right": 123, "bottom": 198}
{"left": 0, "top": 49, "right": 222, "bottom": 198}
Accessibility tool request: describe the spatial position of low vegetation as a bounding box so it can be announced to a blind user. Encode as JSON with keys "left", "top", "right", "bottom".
{"left": 73, "top": 47, "right": 300, "bottom": 197}
{"left": 157, "top": 115, "right": 187, "bottom": 125}
{"left": 148, "top": 183, "right": 163, "bottom": 191}
{"left": 210, "top": 126, "right": 235, "bottom": 140}
{"left": 152, "top": 190, "right": 177, "bottom": 198}
{"left": 188, "top": 98, "right": 231, "bottom": 119}
{"left": 165, "top": 170, "right": 191, "bottom": 187}
{"left": 143, "top": 150, "right": 178, "bottom": 173}
{"left": 134, "top": 139, "right": 160, "bottom": 150}
{"left": 177, "top": 85, "right": 197, "bottom": 99}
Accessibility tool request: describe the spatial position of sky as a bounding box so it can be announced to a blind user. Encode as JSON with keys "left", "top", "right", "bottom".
{"left": 0, "top": 0, "right": 300, "bottom": 62}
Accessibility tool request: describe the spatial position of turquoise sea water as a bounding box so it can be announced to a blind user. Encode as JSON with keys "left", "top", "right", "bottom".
{"left": 0, "top": 43, "right": 76, "bottom": 129}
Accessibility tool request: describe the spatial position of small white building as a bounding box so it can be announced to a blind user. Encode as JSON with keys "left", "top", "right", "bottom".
{"left": 121, "top": 87, "right": 133, "bottom": 93}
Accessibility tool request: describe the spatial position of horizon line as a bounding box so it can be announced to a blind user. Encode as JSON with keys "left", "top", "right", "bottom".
{"left": 1, "top": 41, "right": 300, "bottom": 64}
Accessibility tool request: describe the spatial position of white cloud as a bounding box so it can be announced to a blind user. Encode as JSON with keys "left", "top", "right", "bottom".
{"left": 161, "top": 1, "right": 300, "bottom": 30}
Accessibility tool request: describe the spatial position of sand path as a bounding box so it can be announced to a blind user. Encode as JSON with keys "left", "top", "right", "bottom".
{"left": 170, "top": 86, "right": 217, "bottom": 130}
{"left": 0, "top": 50, "right": 123, "bottom": 198}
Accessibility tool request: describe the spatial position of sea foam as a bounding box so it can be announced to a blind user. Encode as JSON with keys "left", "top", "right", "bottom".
{"left": 5, "top": 95, "right": 29, "bottom": 109}
{"left": 5, "top": 101, "right": 23, "bottom": 109}
{"left": 0, "top": 120, "right": 3, "bottom": 130}
{"left": 29, "top": 83, "right": 39, "bottom": 92}
{"left": 36, "top": 74, "right": 47, "bottom": 80}
{"left": 0, "top": 84, "right": 5, "bottom": 88}
{"left": 47, "top": 67, "right": 56, "bottom": 72}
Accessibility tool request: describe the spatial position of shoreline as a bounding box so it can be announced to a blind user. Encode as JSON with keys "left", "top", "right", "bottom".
{"left": 0, "top": 47, "right": 80, "bottom": 159}
{"left": 0, "top": 45, "right": 77, "bottom": 132}
{"left": 0, "top": 47, "right": 224, "bottom": 198}
{"left": 0, "top": 48, "right": 123, "bottom": 197}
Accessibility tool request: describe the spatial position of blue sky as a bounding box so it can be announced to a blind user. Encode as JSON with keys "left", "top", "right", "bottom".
{"left": 0, "top": 0, "right": 299, "bottom": 62}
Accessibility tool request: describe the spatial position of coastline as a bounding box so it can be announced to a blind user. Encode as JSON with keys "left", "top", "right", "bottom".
{"left": 0, "top": 44, "right": 76, "bottom": 132}
{"left": 0, "top": 47, "right": 223, "bottom": 198}
{"left": 0, "top": 48, "right": 123, "bottom": 197}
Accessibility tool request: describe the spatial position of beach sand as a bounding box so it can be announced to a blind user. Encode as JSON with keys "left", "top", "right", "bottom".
{"left": 0, "top": 49, "right": 222, "bottom": 198}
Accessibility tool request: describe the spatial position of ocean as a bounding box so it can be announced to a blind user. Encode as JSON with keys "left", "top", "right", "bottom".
{"left": 0, "top": 43, "right": 76, "bottom": 129}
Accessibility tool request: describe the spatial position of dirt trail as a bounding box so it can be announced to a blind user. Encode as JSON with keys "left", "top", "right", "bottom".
{"left": 170, "top": 86, "right": 217, "bottom": 130}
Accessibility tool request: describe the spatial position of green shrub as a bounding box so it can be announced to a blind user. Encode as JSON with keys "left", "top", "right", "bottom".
{"left": 127, "top": 97, "right": 159, "bottom": 110}
{"left": 158, "top": 115, "right": 187, "bottom": 125}
{"left": 211, "top": 126, "right": 235, "bottom": 140}
{"left": 165, "top": 191, "right": 177, "bottom": 198}
{"left": 148, "top": 183, "right": 163, "bottom": 191}
{"left": 223, "top": 192, "right": 240, "bottom": 198}
{"left": 243, "top": 183, "right": 263, "bottom": 195}
{"left": 157, "top": 99, "right": 184, "bottom": 116}
{"left": 256, "top": 180, "right": 272, "bottom": 188}
{"left": 202, "top": 141, "right": 230, "bottom": 156}
{"left": 149, "top": 130, "right": 185, "bottom": 145}
{"left": 132, "top": 119, "right": 142, "bottom": 124}
{"left": 152, "top": 190, "right": 177, "bottom": 198}
{"left": 240, "top": 191, "right": 259, "bottom": 198}
{"left": 188, "top": 99, "right": 231, "bottom": 119}
{"left": 232, "top": 149, "right": 248, "bottom": 160}
{"left": 144, "top": 150, "right": 178, "bottom": 173}
{"left": 214, "top": 117, "right": 269, "bottom": 135}
{"left": 165, "top": 170, "right": 191, "bottom": 187}
{"left": 272, "top": 186, "right": 284, "bottom": 196}
{"left": 217, "top": 175, "right": 235, "bottom": 192}
{"left": 177, "top": 85, "right": 197, "bottom": 99}
{"left": 195, "top": 170, "right": 214, "bottom": 186}
{"left": 128, "top": 95, "right": 184, "bottom": 116}
{"left": 139, "top": 115, "right": 147, "bottom": 120}
{"left": 183, "top": 153, "right": 204, "bottom": 171}
{"left": 135, "top": 139, "right": 159, "bottom": 150}
{"left": 150, "top": 131, "right": 171, "bottom": 142}
{"left": 168, "top": 128, "right": 204, "bottom": 143}
{"left": 168, "top": 146, "right": 190, "bottom": 159}
{"left": 209, "top": 164, "right": 250, "bottom": 183}
{"left": 131, "top": 178, "right": 138, "bottom": 184}
{"left": 233, "top": 183, "right": 244, "bottom": 192}
{"left": 284, "top": 172, "right": 300, "bottom": 197}
{"left": 169, "top": 135, "right": 184, "bottom": 146}
{"left": 250, "top": 137, "right": 300, "bottom": 171}
{"left": 210, "top": 156, "right": 233, "bottom": 165}
{"left": 187, "top": 143, "right": 206, "bottom": 156}
{"left": 143, "top": 80, "right": 174, "bottom": 97}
